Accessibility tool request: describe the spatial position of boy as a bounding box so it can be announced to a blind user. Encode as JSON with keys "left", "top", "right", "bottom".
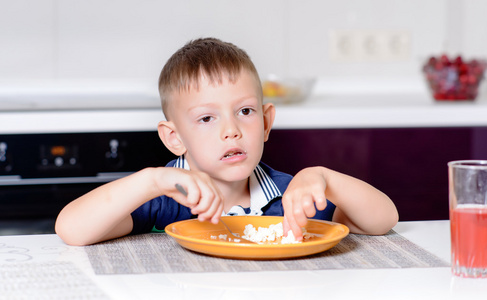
{"left": 55, "top": 38, "right": 398, "bottom": 246}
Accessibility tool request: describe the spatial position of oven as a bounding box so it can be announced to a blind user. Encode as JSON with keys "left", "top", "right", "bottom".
{"left": 0, "top": 91, "right": 175, "bottom": 235}
{"left": 0, "top": 131, "right": 176, "bottom": 234}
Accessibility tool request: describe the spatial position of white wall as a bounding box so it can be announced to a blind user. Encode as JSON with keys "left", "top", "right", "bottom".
{"left": 0, "top": 0, "right": 485, "bottom": 93}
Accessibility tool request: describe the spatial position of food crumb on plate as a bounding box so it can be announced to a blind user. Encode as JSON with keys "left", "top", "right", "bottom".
{"left": 242, "top": 222, "right": 311, "bottom": 244}
{"left": 209, "top": 222, "right": 315, "bottom": 243}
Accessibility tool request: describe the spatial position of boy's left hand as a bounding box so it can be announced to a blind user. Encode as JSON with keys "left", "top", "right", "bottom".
{"left": 282, "top": 167, "right": 328, "bottom": 240}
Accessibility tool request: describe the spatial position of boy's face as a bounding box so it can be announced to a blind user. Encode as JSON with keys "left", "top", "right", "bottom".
{"left": 166, "top": 70, "right": 274, "bottom": 184}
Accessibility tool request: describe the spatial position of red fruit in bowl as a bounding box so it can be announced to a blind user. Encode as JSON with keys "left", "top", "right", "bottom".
{"left": 454, "top": 55, "right": 463, "bottom": 66}
{"left": 423, "top": 54, "right": 486, "bottom": 101}
{"left": 458, "top": 64, "right": 469, "bottom": 74}
{"left": 468, "top": 75, "right": 477, "bottom": 84}
{"left": 440, "top": 54, "right": 451, "bottom": 66}
{"left": 427, "top": 57, "right": 437, "bottom": 66}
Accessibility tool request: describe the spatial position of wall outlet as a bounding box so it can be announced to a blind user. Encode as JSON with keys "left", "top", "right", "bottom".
{"left": 329, "top": 30, "right": 411, "bottom": 62}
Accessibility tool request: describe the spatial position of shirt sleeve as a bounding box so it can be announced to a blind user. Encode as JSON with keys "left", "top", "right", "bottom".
{"left": 130, "top": 195, "right": 195, "bottom": 234}
{"left": 312, "top": 201, "right": 336, "bottom": 221}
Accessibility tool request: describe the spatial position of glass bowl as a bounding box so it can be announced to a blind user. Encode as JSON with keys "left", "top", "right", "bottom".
{"left": 262, "top": 76, "right": 315, "bottom": 104}
{"left": 423, "top": 55, "right": 487, "bottom": 101}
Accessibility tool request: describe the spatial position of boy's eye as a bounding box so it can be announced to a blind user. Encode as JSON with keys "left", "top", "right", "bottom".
{"left": 199, "top": 116, "right": 213, "bottom": 123}
{"left": 240, "top": 108, "right": 253, "bottom": 116}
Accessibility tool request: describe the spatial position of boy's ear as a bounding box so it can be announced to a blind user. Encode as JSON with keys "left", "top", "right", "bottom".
{"left": 157, "top": 121, "right": 187, "bottom": 156}
{"left": 262, "top": 103, "right": 276, "bottom": 142}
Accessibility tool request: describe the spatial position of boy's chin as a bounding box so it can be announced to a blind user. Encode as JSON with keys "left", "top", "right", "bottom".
{"left": 218, "top": 173, "right": 252, "bottom": 183}
{"left": 214, "top": 169, "right": 254, "bottom": 183}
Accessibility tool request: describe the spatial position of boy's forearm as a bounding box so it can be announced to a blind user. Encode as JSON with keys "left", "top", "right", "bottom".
{"left": 320, "top": 167, "right": 399, "bottom": 235}
{"left": 55, "top": 167, "right": 163, "bottom": 246}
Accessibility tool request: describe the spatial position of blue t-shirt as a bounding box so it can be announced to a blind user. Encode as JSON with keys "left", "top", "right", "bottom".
{"left": 130, "top": 157, "right": 336, "bottom": 234}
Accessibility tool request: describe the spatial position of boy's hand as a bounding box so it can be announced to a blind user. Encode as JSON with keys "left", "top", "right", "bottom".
{"left": 155, "top": 168, "right": 224, "bottom": 224}
{"left": 282, "top": 167, "right": 328, "bottom": 240}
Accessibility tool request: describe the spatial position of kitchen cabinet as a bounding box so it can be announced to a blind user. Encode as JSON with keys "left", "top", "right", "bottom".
{"left": 262, "top": 127, "right": 487, "bottom": 221}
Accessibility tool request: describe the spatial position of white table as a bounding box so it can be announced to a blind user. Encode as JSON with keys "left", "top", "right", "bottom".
{"left": 1, "top": 220, "right": 486, "bottom": 300}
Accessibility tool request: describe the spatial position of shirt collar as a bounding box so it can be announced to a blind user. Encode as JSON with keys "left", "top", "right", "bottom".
{"left": 173, "top": 155, "right": 282, "bottom": 216}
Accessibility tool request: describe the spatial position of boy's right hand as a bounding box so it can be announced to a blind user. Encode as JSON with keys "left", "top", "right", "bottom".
{"left": 281, "top": 167, "right": 328, "bottom": 240}
{"left": 155, "top": 168, "right": 224, "bottom": 224}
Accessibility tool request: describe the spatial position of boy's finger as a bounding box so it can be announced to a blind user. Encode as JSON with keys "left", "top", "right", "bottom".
{"left": 283, "top": 215, "right": 302, "bottom": 240}
{"left": 195, "top": 191, "right": 221, "bottom": 221}
{"left": 191, "top": 178, "right": 223, "bottom": 221}
{"left": 282, "top": 194, "right": 305, "bottom": 240}
{"left": 301, "top": 195, "right": 317, "bottom": 218}
{"left": 207, "top": 196, "right": 224, "bottom": 224}
{"left": 283, "top": 215, "right": 291, "bottom": 233}
{"left": 179, "top": 181, "right": 201, "bottom": 208}
{"left": 290, "top": 221, "right": 303, "bottom": 241}
{"left": 292, "top": 201, "right": 308, "bottom": 228}
{"left": 314, "top": 195, "right": 327, "bottom": 211}
{"left": 185, "top": 189, "right": 200, "bottom": 209}
{"left": 284, "top": 211, "right": 303, "bottom": 240}
{"left": 191, "top": 188, "right": 215, "bottom": 215}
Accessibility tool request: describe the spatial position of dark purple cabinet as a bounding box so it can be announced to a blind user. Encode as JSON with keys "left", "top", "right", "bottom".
{"left": 262, "top": 127, "right": 487, "bottom": 221}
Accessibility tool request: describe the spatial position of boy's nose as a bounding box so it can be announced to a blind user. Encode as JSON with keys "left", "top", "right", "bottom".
{"left": 221, "top": 119, "right": 242, "bottom": 140}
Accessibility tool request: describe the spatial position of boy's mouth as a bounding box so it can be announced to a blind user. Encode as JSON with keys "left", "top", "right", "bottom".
{"left": 221, "top": 149, "right": 247, "bottom": 160}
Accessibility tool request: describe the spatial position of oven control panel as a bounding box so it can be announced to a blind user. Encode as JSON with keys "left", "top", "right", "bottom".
{"left": 0, "top": 131, "right": 176, "bottom": 182}
{"left": 39, "top": 144, "right": 79, "bottom": 170}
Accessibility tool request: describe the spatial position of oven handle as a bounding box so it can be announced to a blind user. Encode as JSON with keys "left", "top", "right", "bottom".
{"left": 0, "top": 172, "right": 133, "bottom": 186}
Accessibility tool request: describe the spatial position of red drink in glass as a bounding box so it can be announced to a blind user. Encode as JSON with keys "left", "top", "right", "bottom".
{"left": 450, "top": 204, "right": 487, "bottom": 277}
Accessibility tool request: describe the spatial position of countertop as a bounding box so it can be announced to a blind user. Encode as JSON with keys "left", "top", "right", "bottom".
{"left": 2, "top": 79, "right": 487, "bottom": 134}
{"left": 1, "top": 220, "right": 486, "bottom": 299}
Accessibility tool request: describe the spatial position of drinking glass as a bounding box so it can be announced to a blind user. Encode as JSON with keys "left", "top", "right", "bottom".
{"left": 448, "top": 160, "right": 487, "bottom": 278}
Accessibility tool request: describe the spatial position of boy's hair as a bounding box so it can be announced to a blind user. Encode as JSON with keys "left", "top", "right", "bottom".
{"left": 158, "top": 37, "right": 262, "bottom": 119}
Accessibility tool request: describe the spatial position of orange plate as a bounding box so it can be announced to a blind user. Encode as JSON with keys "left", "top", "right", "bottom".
{"left": 165, "top": 216, "right": 349, "bottom": 260}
